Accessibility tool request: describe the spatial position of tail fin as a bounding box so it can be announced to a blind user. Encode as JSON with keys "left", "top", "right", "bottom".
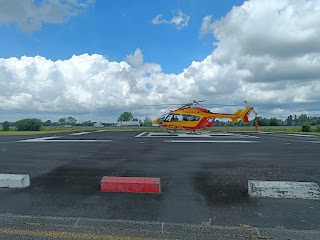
{"left": 234, "top": 110, "right": 242, "bottom": 115}
{"left": 231, "top": 110, "right": 242, "bottom": 123}
{"left": 239, "top": 107, "right": 253, "bottom": 123}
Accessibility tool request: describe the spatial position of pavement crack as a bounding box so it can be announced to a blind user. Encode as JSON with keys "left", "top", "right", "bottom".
{"left": 74, "top": 217, "right": 81, "bottom": 227}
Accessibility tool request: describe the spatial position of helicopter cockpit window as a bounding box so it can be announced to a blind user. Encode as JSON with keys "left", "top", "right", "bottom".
{"left": 165, "top": 114, "right": 199, "bottom": 122}
{"left": 165, "top": 114, "right": 173, "bottom": 122}
{"left": 159, "top": 114, "right": 168, "bottom": 122}
{"left": 189, "top": 115, "right": 200, "bottom": 121}
{"left": 172, "top": 114, "right": 183, "bottom": 121}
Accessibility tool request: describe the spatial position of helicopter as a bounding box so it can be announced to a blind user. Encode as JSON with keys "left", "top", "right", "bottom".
{"left": 152, "top": 100, "right": 258, "bottom": 133}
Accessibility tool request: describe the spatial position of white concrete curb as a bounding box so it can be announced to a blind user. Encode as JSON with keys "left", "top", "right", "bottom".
{"left": 248, "top": 180, "right": 320, "bottom": 200}
{"left": 0, "top": 174, "right": 30, "bottom": 188}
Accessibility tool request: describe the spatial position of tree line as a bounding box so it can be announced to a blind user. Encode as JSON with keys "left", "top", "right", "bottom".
{"left": 214, "top": 114, "right": 320, "bottom": 127}
{"left": 0, "top": 112, "right": 153, "bottom": 131}
{"left": 1, "top": 113, "right": 319, "bottom": 132}
{"left": 0, "top": 117, "right": 116, "bottom": 131}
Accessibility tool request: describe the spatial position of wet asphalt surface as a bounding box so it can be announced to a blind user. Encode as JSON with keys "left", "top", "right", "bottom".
{"left": 0, "top": 130, "right": 320, "bottom": 231}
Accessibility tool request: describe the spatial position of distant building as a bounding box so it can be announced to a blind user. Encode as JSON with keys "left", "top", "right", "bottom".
{"left": 117, "top": 118, "right": 140, "bottom": 127}
{"left": 93, "top": 122, "right": 104, "bottom": 128}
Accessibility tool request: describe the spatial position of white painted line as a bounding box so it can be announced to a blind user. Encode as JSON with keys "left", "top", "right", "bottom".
{"left": 17, "top": 136, "right": 61, "bottom": 142}
{"left": 223, "top": 134, "right": 259, "bottom": 139}
{"left": 148, "top": 132, "right": 176, "bottom": 136}
{"left": 69, "top": 132, "right": 92, "bottom": 136}
{"left": 94, "top": 130, "right": 107, "bottom": 133}
{"left": 243, "top": 135, "right": 260, "bottom": 139}
{"left": 145, "top": 132, "right": 259, "bottom": 138}
{"left": 0, "top": 174, "right": 30, "bottom": 188}
{"left": 209, "top": 132, "right": 237, "bottom": 136}
{"left": 164, "top": 140, "right": 259, "bottom": 143}
{"left": 146, "top": 133, "right": 178, "bottom": 137}
{"left": 24, "top": 140, "right": 112, "bottom": 143}
{"left": 287, "top": 134, "right": 317, "bottom": 137}
{"left": 135, "top": 132, "right": 147, "bottom": 138}
{"left": 148, "top": 132, "right": 236, "bottom": 136}
{"left": 248, "top": 180, "right": 320, "bottom": 200}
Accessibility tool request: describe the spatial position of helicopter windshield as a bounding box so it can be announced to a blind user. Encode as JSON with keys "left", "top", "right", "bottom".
{"left": 158, "top": 113, "right": 169, "bottom": 124}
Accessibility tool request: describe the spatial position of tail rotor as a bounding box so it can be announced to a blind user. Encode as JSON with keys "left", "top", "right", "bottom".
{"left": 244, "top": 100, "right": 258, "bottom": 117}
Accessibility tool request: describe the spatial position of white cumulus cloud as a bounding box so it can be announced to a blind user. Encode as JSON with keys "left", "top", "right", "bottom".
{"left": 152, "top": 10, "right": 190, "bottom": 29}
{"left": 1, "top": 0, "right": 320, "bottom": 121}
{"left": 200, "top": 15, "right": 215, "bottom": 38}
{"left": 0, "top": 0, "right": 94, "bottom": 31}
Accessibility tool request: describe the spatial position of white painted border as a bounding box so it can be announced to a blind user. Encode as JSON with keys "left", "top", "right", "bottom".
{"left": 18, "top": 137, "right": 61, "bottom": 142}
{"left": 145, "top": 132, "right": 259, "bottom": 138}
{"left": 287, "top": 134, "right": 317, "bottom": 137}
{"left": 164, "top": 140, "right": 259, "bottom": 143}
{"left": 40, "top": 140, "right": 112, "bottom": 142}
{"left": 69, "top": 132, "right": 92, "bottom": 136}
{"left": 248, "top": 180, "right": 320, "bottom": 200}
{"left": 135, "top": 132, "right": 147, "bottom": 138}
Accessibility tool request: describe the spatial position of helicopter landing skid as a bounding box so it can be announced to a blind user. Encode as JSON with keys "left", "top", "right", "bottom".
{"left": 166, "top": 128, "right": 176, "bottom": 134}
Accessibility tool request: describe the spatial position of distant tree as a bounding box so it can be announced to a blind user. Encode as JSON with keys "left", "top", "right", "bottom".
{"left": 293, "top": 115, "right": 298, "bottom": 126}
{"left": 301, "top": 122, "right": 311, "bottom": 132}
{"left": 43, "top": 120, "right": 52, "bottom": 126}
{"left": 298, "top": 114, "right": 308, "bottom": 125}
{"left": 143, "top": 117, "right": 152, "bottom": 127}
{"left": 236, "top": 121, "right": 244, "bottom": 126}
{"left": 16, "top": 118, "right": 42, "bottom": 131}
{"left": 66, "top": 116, "right": 77, "bottom": 126}
{"left": 285, "top": 115, "right": 293, "bottom": 126}
{"left": 58, "top": 117, "right": 66, "bottom": 125}
{"left": 82, "top": 120, "right": 93, "bottom": 126}
{"left": 316, "top": 125, "right": 320, "bottom": 133}
{"left": 117, "top": 112, "right": 133, "bottom": 122}
{"left": 257, "top": 118, "right": 269, "bottom": 126}
{"left": 2, "top": 121, "right": 10, "bottom": 131}
{"left": 310, "top": 117, "right": 320, "bottom": 126}
{"left": 51, "top": 122, "right": 59, "bottom": 126}
{"left": 269, "top": 117, "right": 280, "bottom": 126}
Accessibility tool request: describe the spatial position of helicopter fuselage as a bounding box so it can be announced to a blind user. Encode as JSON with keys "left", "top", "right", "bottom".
{"left": 153, "top": 106, "right": 253, "bottom": 131}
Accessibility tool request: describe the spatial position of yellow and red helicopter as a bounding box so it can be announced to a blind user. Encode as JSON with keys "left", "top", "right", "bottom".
{"left": 153, "top": 100, "right": 257, "bottom": 133}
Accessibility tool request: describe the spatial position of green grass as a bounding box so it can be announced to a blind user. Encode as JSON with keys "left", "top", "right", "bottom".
{"left": 0, "top": 126, "right": 163, "bottom": 135}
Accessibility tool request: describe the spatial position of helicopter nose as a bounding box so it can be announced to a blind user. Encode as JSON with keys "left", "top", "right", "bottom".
{"left": 153, "top": 118, "right": 159, "bottom": 125}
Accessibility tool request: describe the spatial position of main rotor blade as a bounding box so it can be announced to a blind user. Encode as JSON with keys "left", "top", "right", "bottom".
{"left": 142, "top": 103, "right": 242, "bottom": 107}
{"left": 201, "top": 103, "right": 242, "bottom": 107}
{"left": 141, "top": 104, "right": 183, "bottom": 106}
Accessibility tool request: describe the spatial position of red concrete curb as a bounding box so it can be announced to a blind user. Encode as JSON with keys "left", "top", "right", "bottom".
{"left": 101, "top": 176, "right": 161, "bottom": 194}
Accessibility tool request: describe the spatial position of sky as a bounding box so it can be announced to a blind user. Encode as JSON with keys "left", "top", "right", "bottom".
{"left": 0, "top": 0, "right": 320, "bottom": 123}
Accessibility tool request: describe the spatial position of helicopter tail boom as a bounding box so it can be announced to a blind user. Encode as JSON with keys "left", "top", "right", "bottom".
{"left": 229, "top": 110, "right": 242, "bottom": 123}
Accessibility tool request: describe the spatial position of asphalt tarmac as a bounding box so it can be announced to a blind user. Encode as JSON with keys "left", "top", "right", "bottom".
{"left": 0, "top": 130, "right": 319, "bottom": 239}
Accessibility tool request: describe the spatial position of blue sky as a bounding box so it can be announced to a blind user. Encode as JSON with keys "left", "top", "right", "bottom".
{"left": 0, "top": 0, "right": 244, "bottom": 73}
{"left": 1, "top": 0, "right": 320, "bottom": 122}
